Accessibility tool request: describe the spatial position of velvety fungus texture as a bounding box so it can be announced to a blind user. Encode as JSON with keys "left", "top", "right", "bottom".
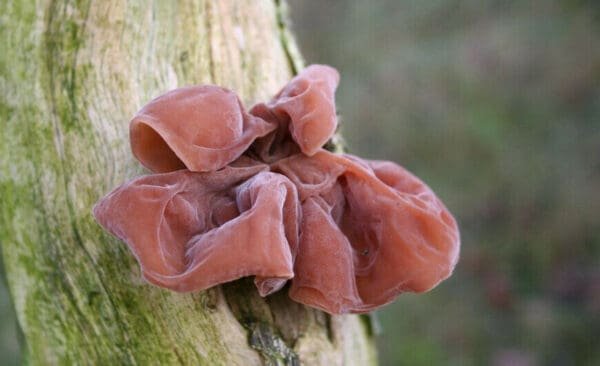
{"left": 93, "top": 64, "right": 460, "bottom": 314}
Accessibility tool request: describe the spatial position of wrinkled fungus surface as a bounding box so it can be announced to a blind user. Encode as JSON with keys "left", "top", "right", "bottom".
{"left": 94, "top": 64, "right": 460, "bottom": 314}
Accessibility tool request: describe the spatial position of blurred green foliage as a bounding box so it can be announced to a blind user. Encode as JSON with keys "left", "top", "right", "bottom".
{"left": 290, "top": 0, "right": 599, "bottom": 365}
{"left": 1, "top": 1, "right": 598, "bottom": 365}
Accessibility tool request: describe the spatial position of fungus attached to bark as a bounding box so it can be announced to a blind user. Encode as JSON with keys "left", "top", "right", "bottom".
{"left": 93, "top": 64, "right": 461, "bottom": 315}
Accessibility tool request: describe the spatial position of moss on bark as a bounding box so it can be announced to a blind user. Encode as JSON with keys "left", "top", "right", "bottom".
{"left": 0, "top": 0, "right": 376, "bottom": 364}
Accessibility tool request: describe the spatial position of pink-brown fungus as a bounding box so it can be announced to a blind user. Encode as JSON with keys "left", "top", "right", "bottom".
{"left": 273, "top": 151, "right": 460, "bottom": 313}
{"left": 93, "top": 158, "right": 300, "bottom": 295}
{"left": 94, "top": 64, "right": 460, "bottom": 315}
{"left": 250, "top": 64, "right": 339, "bottom": 159}
{"left": 130, "top": 85, "right": 275, "bottom": 173}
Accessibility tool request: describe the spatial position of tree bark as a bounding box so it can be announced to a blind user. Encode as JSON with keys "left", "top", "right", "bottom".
{"left": 0, "top": 0, "right": 376, "bottom": 365}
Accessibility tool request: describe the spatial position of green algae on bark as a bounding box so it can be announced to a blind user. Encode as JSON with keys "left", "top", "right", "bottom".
{"left": 0, "top": 1, "right": 376, "bottom": 364}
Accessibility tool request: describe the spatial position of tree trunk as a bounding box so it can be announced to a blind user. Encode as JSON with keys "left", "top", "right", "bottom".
{"left": 0, "top": 0, "right": 377, "bottom": 364}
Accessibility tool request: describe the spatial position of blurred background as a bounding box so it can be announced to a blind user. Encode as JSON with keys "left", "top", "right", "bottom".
{"left": 290, "top": 1, "right": 599, "bottom": 365}
{"left": 1, "top": 1, "right": 598, "bottom": 365}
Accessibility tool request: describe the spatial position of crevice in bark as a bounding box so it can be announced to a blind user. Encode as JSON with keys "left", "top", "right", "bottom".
{"left": 203, "top": 0, "right": 216, "bottom": 83}
{"left": 274, "top": 0, "right": 303, "bottom": 76}
{"left": 324, "top": 314, "right": 334, "bottom": 343}
{"left": 223, "top": 279, "right": 300, "bottom": 365}
{"left": 361, "top": 313, "right": 382, "bottom": 337}
{"left": 247, "top": 321, "right": 299, "bottom": 366}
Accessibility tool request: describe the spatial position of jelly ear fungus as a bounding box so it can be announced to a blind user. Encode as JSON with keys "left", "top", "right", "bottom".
{"left": 93, "top": 64, "right": 460, "bottom": 315}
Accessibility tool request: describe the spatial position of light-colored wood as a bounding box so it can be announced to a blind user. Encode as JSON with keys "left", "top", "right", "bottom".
{"left": 0, "top": 0, "right": 376, "bottom": 364}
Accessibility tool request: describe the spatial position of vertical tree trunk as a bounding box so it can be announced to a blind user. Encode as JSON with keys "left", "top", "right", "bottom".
{"left": 0, "top": 1, "right": 377, "bottom": 364}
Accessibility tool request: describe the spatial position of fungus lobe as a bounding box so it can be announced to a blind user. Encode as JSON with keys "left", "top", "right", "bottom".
{"left": 130, "top": 85, "right": 275, "bottom": 173}
{"left": 93, "top": 64, "right": 460, "bottom": 314}
{"left": 249, "top": 64, "right": 340, "bottom": 162}
{"left": 273, "top": 151, "right": 459, "bottom": 313}
{"left": 93, "top": 158, "right": 300, "bottom": 296}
